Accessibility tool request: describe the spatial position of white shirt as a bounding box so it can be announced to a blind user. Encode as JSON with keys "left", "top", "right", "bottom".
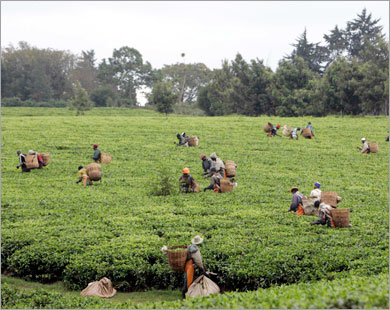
{"left": 310, "top": 188, "right": 322, "bottom": 200}
{"left": 319, "top": 202, "right": 334, "bottom": 210}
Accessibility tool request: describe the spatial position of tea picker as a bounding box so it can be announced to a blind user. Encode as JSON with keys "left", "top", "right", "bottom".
{"left": 92, "top": 144, "right": 101, "bottom": 162}
{"left": 76, "top": 166, "right": 93, "bottom": 186}
{"left": 179, "top": 168, "right": 199, "bottom": 193}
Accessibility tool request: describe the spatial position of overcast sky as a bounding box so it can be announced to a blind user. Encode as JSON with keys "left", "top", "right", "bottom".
{"left": 2, "top": 1, "right": 389, "bottom": 72}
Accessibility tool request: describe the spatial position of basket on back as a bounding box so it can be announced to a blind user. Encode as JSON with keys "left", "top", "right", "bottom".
{"left": 86, "top": 163, "right": 102, "bottom": 181}
{"left": 193, "top": 182, "right": 200, "bottom": 193}
{"left": 301, "top": 128, "right": 312, "bottom": 137}
{"left": 224, "top": 160, "right": 237, "bottom": 177}
{"left": 330, "top": 209, "right": 350, "bottom": 227}
{"left": 263, "top": 122, "right": 273, "bottom": 133}
{"left": 101, "top": 153, "right": 112, "bottom": 164}
{"left": 220, "top": 178, "right": 234, "bottom": 193}
{"left": 368, "top": 142, "right": 379, "bottom": 153}
{"left": 25, "top": 154, "right": 39, "bottom": 169}
{"left": 282, "top": 125, "right": 293, "bottom": 137}
{"left": 40, "top": 152, "right": 50, "bottom": 166}
{"left": 167, "top": 246, "right": 188, "bottom": 271}
{"left": 188, "top": 136, "right": 199, "bottom": 147}
{"left": 320, "top": 191, "right": 338, "bottom": 208}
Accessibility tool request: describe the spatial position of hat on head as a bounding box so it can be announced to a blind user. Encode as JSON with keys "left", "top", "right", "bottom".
{"left": 290, "top": 187, "right": 298, "bottom": 192}
{"left": 93, "top": 144, "right": 98, "bottom": 148}
{"left": 276, "top": 124, "right": 281, "bottom": 129}
{"left": 181, "top": 132, "right": 186, "bottom": 136}
{"left": 314, "top": 182, "right": 321, "bottom": 188}
{"left": 200, "top": 154, "right": 206, "bottom": 160}
{"left": 78, "top": 166, "right": 83, "bottom": 170}
{"left": 361, "top": 138, "right": 366, "bottom": 142}
{"left": 210, "top": 152, "right": 217, "bottom": 159}
{"left": 182, "top": 167, "right": 190, "bottom": 174}
{"left": 28, "top": 150, "right": 35, "bottom": 155}
{"left": 191, "top": 235, "right": 203, "bottom": 245}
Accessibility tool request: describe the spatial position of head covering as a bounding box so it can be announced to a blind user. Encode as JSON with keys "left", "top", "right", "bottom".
{"left": 200, "top": 154, "right": 206, "bottom": 160}
{"left": 297, "top": 127, "right": 302, "bottom": 130}
{"left": 177, "top": 133, "right": 181, "bottom": 139}
{"left": 210, "top": 152, "right": 217, "bottom": 159}
{"left": 191, "top": 235, "right": 203, "bottom": 245}
{"left": 93, "top": 144, "right": 98, "bottom": 148}
{"left": 314, "top": 200, "right": 320, "bottom": 208}
{"left": 290, "top": 187, "right": 298, "bottom": 193}
{"left": 314, "top": 182, "right": 321, "bottom": 188}
{"left": 28, "top": 150, "right": 35, "bottom": 155}
{"left": 78, "top": 166, "right": 83, "bottom": 170}
{"left": 276, "top": 124, "right": 280, "bottom": 129}
{"left": 308, "top": 122, "right": 311, "bottom": 125}
{"left": 181, "top": 132, "right": 186, "bottom": 136}
{"left": 361, "top": 138, "right": 366, "bottom": 142}
{"left": 17, "top": 150, "right": 21, "bottom": 155}
{"left": 182, "top": 167, "right": 190, "bottom": 174}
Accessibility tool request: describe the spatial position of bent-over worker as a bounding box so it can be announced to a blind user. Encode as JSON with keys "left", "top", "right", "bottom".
{"left": 176, "top": 133, "right": 189, "bottom": 147}
{"left": 310, "top": 201, "right": 334, "bottom": 227}
{"left": 76, "top": 166, "right": 93, "bottom": 186}
{"left": 210, "top": 152, "right": 225, "bottom": 177}
{"left": 92, "top": 144, "right": 101, "bottom": 162}
{"left": 290, "top": 127, "right": 301, "bottom": 140}
{"left": 200, "top": 154, "right": 214, "bottom": 176}
{"left": 288, "top": 187, "right": 306, "bottom": 214}
{"left": 179, "top": 168, "right": 196, "bottom": 193}
{"left": 269, "top": 124, "right": 281, "bottom": 137}
{"left": 16, "top": 151, "right": 30, "bottom": 173}
{"left": 304, "top": 122, "right": 315, "bottom": 139}
{"left": 357, "top": 138, "right": 370, "bottom": 154}
{"left": 203, "top": 167, "right": 221, "bottom": 192}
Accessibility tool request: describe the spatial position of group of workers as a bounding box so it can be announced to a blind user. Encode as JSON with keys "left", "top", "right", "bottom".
{"left": 179, "top": 152, "right": 229, "bottom": 193}
{"left": 268, "top": 122, "right": 314, "bottom": 139}
{"left": 76, "top": 144, "right": 102, "bottom": 186}
{"left": 16, "top": 150, "right": 44, "bottom": 172}
{"left": 288, "top": 182, "right": 343, "bottom": 227}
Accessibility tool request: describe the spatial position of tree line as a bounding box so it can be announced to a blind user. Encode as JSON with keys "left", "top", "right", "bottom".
{"left": 1, "top": 9, "right": 388, "bottom": 116}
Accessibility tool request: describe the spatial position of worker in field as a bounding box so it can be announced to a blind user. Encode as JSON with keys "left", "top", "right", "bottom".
{"left": 357, "top": 138, "right": 370, "bottom": 154}
{"left": 200, "top": 154, "right": 214, "bottom": 177}
{"left": 290, "top": 127, "right": 301, "bottom": 140}
{"left": 76, "top": 166, "right": 93, "bottom": 186}
{"left": 179, "top": 168, "right": 196, "bottom": 193}
{"left": 210, "top": 152, "right": 225, "bottom": 177}
{"left": 269, "top": 124, "right": 281, "bottom": 137}
{"left": 309, "top": 182, "right": 322, "bottom": 201}
{"left": 176, "top": 133, "right": 189, "bottom": 147}
{"left": 304, "top": 122, "right": 315, "bottom": 139}
{"left": 310, "top": 201, "right": 335, "bottom": 227}
{"left": 386, "top": 136, "right": 389, "bottom": 142}
{"left": 203, "top": 167, "right": 221, "bottom": 192}
{"left": 16, "top": 150, "right": 30, "bottom": 173}
{"left": 92, "top": 144, "right": 101, "bottom": 162}
{"left": 288, "top": 187, "right": 306, "bottom": 215}
{"left": 28, "top": 150, "right": 44, "bottom": 168}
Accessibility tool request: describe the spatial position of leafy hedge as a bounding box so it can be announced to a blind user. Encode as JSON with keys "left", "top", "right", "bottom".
{"left": 1, "top": 97, "right": 68, "bottom": 108}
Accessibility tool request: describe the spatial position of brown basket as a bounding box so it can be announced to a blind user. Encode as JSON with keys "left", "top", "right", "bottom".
{"left": 330, "top": 209, "right": 350, "bottom": 227}
{"left": 40, "top": 152, "right": 50, "bottom": 166}
{"left": 220, "top": 178, "right": 233, "bottom": 193}
{"left": 368, "top": 142, "right": 378, "bottom": 153}
{"left": 188, "top": 136, "right": 199, "bottom": 147}
{"left": 321, "top": 191, "right": 338, "bottom": 208}
{"left": 301, "top": 128, "right": 312, "bottom": 137}
{"left": 193, "top": 182, "right": 200, "bottom": 193}
{"left": 101, "top": 153, "right": 112, "bottom": 164}
{"left": 25, "top": 154, "right": 39, "bottom": 169}
{"left": 282, "top": 125, "right": 293, "bottom": 136}
{"left": 225, "top": 160, "right": 236, "bottom": 177}
{"left": 263, "top": 122, "right": 273, "bottom": 133}
{"left": 167, "top": 246, "right": 188, "bottom": 271}
{"left": 86, "top": 163, "right": 102, "bottom": 181}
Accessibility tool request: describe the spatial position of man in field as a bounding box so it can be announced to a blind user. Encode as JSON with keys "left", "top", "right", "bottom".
{"left": 310, "top": 201, "right": 334, "bottom": 227}
{"left": 309, "top": 182, "right": 322, "bottom": 200}
{"left": 290, "top": 127, "right": 301, "bottom": 139}
{"left": 92, "top": 144, "right": 101, "bottom": 162}
{"left": 200, "top": 154, "right": 214, "bottom": 176}
{"left": 304, "top": 122, "right": 315, "bottom": 139}
{"left": 270, "top": 124, "right": 281, "bottom": 137}
{"left": 76, "top": 166, "right": 93, "bottom": 186}
{"left": 288, "top": 187, "right": 306, "bottom": 214}
{"left": 176, "top": 132, "right": 189, "bottom": 147}
{"left": 210, "top": 152, "right": 225, "bottom": 177}
{"left": 357, "top": 138, "right": 370, "bottom": 154}
{"left": 179, "top": 168, "right": 196, "bottom": 193}
{"left": 203, "top": 167, "right": 222, "bottom": 192}
{"left": 16, "top": 150, "right": 30, "bottom": 173}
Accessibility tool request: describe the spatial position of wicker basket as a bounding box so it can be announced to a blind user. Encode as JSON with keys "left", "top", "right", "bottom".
{"left": 263, "top": 122, "right": 273, "bottom": 133}
{"left": 330, "top": 209, "right": 350, "bottom": 227}
{"left": 167, "top": 246, "right": 188, "bottom": 271}
{"left": 40, "top": 152, "right": 50, "bottom": 166}
{"left": 193, "top": 182, "right": 200, "bottom": 193}
{"left": 301, "top": 128, "right": 312, "bottom": 137}
{"left": 101, "top": 153, "right": 112, "bottom": 164}
{"left": 282, "top": 125, "right": 293, "bottom": 136}
{"left": 86, "top": 163, "right": 102, "bottom": 181}
{"left": 225, "top": 160, "right": 236, "bottom": 177}
{"left": 368, "top": 142, "right": 378, "bottom": 153}
{"left": 220, "top": 178, "right": 233, "bottom": 193}
{"left": 321, "top": 191, "right": 338, "bottom": 208}
{"left": 25, "top": 154, "right": 39, "bottom": 169}
{"left": 188, "top": 136, "right": 199, "bottom": 147}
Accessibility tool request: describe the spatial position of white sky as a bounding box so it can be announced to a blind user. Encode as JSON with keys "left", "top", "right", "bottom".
{"left": 2, "top": 1, "right": 389, "bottom": 72}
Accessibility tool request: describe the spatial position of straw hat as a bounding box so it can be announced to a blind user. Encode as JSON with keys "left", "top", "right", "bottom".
{"left": 191, "top": 235, "right": 203, "bottom": 245}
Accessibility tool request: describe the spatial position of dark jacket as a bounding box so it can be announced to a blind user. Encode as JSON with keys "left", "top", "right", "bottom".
{"left": 92, "top": 148, "right": 101, "bottom": 161}
{"left": 202, "top": 158, "right": 214, "bottom": 173}
{"left": 179, "top": 174, "right": 195, "bottom": 192}
{"left": 289, "top": 192, "right": 304, "bottom": 212}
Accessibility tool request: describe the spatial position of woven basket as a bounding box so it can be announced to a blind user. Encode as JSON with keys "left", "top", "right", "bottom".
{"left": 188, "top": 136, "right": 199, "bottom": 147}
{"left": 282, "top": 125, "right": 293, "bottom": 136}
{"left": 368, "top": 142, "right": 378, "bottom": 153}
{"left": 25, "top": 154, "right": 39, "bottom": 169}
{"left": 330, "top": 209, "right": 350, "bottom": 227}
{"left": 86, "top": 163, "right": 102, "bottom": 181}
{"left": 301, "top": 128, "right": 312, "bottom": 137}
{"left": 167, "top": 246, "right": 188, "bottom": 271}
{"left": 40, "top": 152, "right": 50, "bottom": 166}
{"left": 263, "top": 122, "right": 273, "bottom": 133}
{"left": 321, "top": 191, "right": 338, "bottom": 208}
{"left": 225, "top": 160, "right": 236, "bottom": 177}
{"left": 193, "top": 182, "right": 200, "bottom": 193}
{"left": 220, "top": 178, "right": 233, "bottom": 193}
{"left": 101, "top": 153, "right": 112, "bottom": 164}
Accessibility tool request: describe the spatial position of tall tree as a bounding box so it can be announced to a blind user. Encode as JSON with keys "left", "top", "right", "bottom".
{"left": 71, "top": 50, "right": 98, "bottom": 94}
{"left": 149, "top": 81, "right": 176, "bottom": 115}
{"left": 68, "top": 81, "right": 94, "bottom": 115}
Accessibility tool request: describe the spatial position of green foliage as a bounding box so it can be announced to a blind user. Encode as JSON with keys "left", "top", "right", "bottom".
{"left": 1, "top": 97, "right": 68, "bottom": 108}
{"left": 151, "top": 169, "right": 176, "bottom": 196}
{"left": 68, "top": 81, "right": 94, "bottom": 115}
{"left": 149, "top": 81, "right": 177, "bottom": 115}
{"left": 90, "top": 86, "right": 118, "bottom": 107}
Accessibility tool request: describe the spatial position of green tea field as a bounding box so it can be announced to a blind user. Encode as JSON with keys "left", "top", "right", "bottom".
{"left": 1, "top": 107, "right": 389, "bottom": 308}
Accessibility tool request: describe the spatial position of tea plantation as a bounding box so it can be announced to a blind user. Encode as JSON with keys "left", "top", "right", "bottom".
{"left": 1, "top": 107, "right": 389, "bottom": 308}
